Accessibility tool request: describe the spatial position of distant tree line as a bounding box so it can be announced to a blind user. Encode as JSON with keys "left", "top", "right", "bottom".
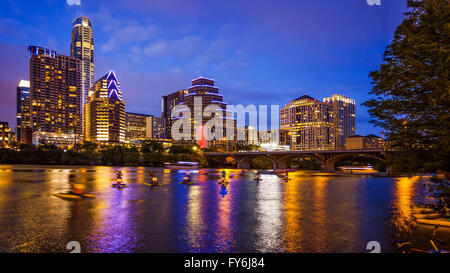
{"left": 0, "top": 140, "right": 207, "bottom": 167}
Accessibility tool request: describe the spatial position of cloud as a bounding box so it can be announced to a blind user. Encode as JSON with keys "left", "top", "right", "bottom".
{"left": 102, "top": 37, "right": 115, "bottom": 52}
{"left": 0, "top": 18, "right": 25, "bottom": 38}
{"left": 128, "top": 35, "right": 203, "bottom": 61}
{"left": 144, "top": 40, "right": 170, "bottom": 57}
{"left": 96, "top": 13, "right": 158, "bottom": 52}
{"left": 217, "top": 60, "right": 248, "bottom": 71}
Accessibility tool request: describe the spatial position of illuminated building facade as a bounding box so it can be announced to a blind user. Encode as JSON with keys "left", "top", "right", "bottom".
{"left": 0, "top": 122, "right": 12, "bottom": 147}
{"left": 281, "top": 95, "right": 335, "bottom": 150}
{"left": 125, "top": 113, "right": 166, "bottom": 142}
{"left": 85, "top": 72, "right": 125, "bottom": 143}
{"left": 16, "top": 80, "right": 32, "bottom": 143}
{"left": 177, "top": 77, "right": 235, "bottom": 146}
{"left": 71, "top": 16, "right": 94, "bottom": 132}
{"left": 125, "top": 112, "right": 152, "bottom": 141}
{"left": 323, "top": 94, "right": 356, "bottom": 149}
{"left": 346, "top": 134, "right": 385, "bottom": 150}
{"left": 28, "top": 46, "right": 82, "bottom": 137}
{"left": 32, "top": 131, "right": 79, "bottom": 147}
{"left": 162, "top": 89, "right": 188, "bottom": 139}
{"left": 236, "top": 126, "right": 258, "bottom": 146}
{"left": 152, "top": 116, "right": 164, "bottom": 139}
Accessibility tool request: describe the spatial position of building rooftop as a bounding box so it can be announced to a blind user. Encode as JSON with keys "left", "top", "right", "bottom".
{"left": 125, "top": 112, "right": 153, "bottom": 117}
{"left": 293, "top": 94, "right": 315, "bottom": 101}
{"left": 73, "top": 16, "right": 92, "bottom": 28}
{"left": 18, "top": 80, "right": 30, "bottom": 88}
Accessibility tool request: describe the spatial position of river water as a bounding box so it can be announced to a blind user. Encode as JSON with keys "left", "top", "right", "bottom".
{"left": 0, "top": 165, "right": 447, "bottom": 253}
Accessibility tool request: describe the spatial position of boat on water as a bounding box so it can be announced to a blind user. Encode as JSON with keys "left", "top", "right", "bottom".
{"left": 180, "top": 181, "right": 196, "bottom": 185}
{"left": 164, "top": 161, "right": 199, "bottom": 169}
{"left": 144, "top": 182, "right": 162, "bottom": 187}
{"left": 53, "top": 192, "right": 96, "bottom": 200}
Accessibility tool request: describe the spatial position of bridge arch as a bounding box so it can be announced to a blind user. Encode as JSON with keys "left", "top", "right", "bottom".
{"left": 237, "top": 154, "right": 274, "bottom": 169}
{"left": 324, "top": 153, "right": 387, "bottom": 172}
{"left": 275, "top": 153, "right": 325, "bottom": 170}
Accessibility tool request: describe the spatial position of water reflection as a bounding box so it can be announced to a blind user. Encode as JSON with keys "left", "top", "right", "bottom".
{"left": 391, "top": 176, "right": 419, "bottom": 239}
{"left": 0, "top": 165, "right": 442, "bottom": 253}
{"left": 282, "top": 174, "right": 303, "bottom": 252}
{"left": 214, "top": 176, "right": 232, "bottom": 252}
{"left": 88, "top": 167, "right": 140, "bottom": 252}
{"left": 185, "top": 181, "right": 203, "bottom": 251}
{"left": 310, "top": 177, "right": 328, "bottom": 252}
{"left": 255, "top": 174, "right": 282, "bottom": 252}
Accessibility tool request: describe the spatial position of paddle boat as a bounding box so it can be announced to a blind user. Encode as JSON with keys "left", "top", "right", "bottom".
{"left": 53, "top": 192, "right": 96, "bottom": 200}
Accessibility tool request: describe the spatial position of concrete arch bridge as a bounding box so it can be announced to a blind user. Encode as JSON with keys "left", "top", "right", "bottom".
{"left": 204, "top": 149, "right": 390, "bottom": 173}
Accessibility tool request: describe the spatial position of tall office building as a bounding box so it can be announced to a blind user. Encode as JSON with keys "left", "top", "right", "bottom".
{"left": 16, "top": 80, "right": 32, "bottom": 143}
{"left": 280, "top": 95, "right": 335, "bottom": 150}
{"left": 152, "top": 116, "right": 164, "bottom": 139}
{"left": 323, "top": 94, "right": 356, "bottom": 149}
{"left": 178, "top": 77, "right": 235, "bottom": 145}
{"left": 28, "top": 46, "right": 82, "bottom": 136}
{"left": 85, "top": 71, "right": 125, "bottom": 143}
{"left": 125, "top": 113, "right": 166, "bottom": 143}
{"left": 161, "top": 89, "right": 188, "bottom": 139}
{"left": 125, "top": 112, "right": 153, "bottom": 141}
{"left": 71, "top": 16, "right": 94, "bottom": 133}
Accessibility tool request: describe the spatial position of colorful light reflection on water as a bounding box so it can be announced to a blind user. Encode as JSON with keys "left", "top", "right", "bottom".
{"left": 0, "top": 165, "right": 445, "bottom": 253}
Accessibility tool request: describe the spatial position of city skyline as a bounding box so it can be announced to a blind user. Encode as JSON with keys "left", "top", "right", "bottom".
{"left": 0, "top": 1, "right": 408, "bottom": 135}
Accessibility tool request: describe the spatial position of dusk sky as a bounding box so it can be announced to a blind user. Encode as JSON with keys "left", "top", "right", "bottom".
{"left": 0, "top": 0, "right": 407, "bottom": 135}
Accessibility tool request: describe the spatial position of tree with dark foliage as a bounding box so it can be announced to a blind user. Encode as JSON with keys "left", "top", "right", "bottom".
{"left": 363, "top": 0, "right": 449, "bottom": 172}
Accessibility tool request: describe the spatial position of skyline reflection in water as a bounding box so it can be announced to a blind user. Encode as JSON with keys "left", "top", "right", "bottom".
{"left": 0, "top": 165, "right": 443, "bottom": 253}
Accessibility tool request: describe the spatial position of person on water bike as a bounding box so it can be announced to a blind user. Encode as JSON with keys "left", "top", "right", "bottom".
{"left": 69, "top": 174, "right": 85, "bottom": 195}
{"left": 149, "top": 170, "right": 157, "bottom": 185}
{"left": 255, "top": 171, "right": 261, "bottom": 181}
{"left": 184, "top": 172, "right": 192, "bottom": 183}
{"left": 221, "top": 170, "right": 227, "bottom": 182}
{"left": 116, "top": 170, "right": 123, "bottom": 185}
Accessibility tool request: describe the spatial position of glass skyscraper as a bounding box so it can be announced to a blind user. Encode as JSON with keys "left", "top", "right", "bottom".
{"left": 16, "top": 80, "right": 31, "bottom": 143}
{"left": 323, "top": 94, "right": 356, "bottom": 149}
{"left": 71, "top": 16, "right": 94, "bottom": 134}
{"left": 162, "top": 89, "right": 188, "bottom": 139}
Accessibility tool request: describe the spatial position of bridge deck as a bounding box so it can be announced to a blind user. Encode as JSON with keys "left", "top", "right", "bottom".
{"left": 204, "top": 149, "right": 385, "bottom": 156}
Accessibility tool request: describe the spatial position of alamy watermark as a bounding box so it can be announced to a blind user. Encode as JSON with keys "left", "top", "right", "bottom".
{"left": 366, "top": 0, "right": 381, "bottom": 6}
{"left": 67, "top": 0, "right": 81, "bottom": 6}
{"left": 170, "top": 97, "right": 280, "bottom": 143}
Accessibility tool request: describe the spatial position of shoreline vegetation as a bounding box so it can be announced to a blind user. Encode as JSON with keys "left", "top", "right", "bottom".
{"left": 1, "top": 140, "right": 386, "bottom": 172}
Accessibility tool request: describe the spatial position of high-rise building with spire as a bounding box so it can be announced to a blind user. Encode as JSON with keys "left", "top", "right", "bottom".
{"left": 71, "top": 16, "right": 94, "bottom": 134}
{"left": 16, "top": 80, "right": 31, "bottom": 143}
{"left": 85, "top": 72, "right": 125, "bottom": 143}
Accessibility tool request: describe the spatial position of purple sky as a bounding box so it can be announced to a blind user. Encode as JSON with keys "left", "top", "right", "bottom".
{"left": 0, "top": 0, "right": 407, "bottom": 135}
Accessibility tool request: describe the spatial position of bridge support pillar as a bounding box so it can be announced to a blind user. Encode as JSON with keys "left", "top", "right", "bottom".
{"left": 323, "top": 159, "right": 336, "bottom": 172}
{"left": 274, "top": 160, "right": 287, "bottom": 170}
{"left": 386, "top": 164, "right": 392, "bottom": 174}
{"left": 237, "top": 159, "right": 251, "bottom": 169}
